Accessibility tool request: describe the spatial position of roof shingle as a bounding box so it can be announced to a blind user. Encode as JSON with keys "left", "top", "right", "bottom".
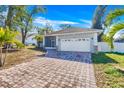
{"left": 46, "top": 28, "right": 102, "bottom": 36}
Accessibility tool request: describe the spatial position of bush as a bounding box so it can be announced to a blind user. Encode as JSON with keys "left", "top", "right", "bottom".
{"left": 14, "top": 40, "right": 25, "bottom": 49}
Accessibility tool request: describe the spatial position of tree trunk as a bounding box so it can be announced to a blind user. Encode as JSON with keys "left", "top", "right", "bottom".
{"left": 5, "top": 6, "right": 14, "bottom": 29}
{"left": 22, "top": 36, "right": 26, "bottom": 45}
{"left": 0, "top": 46, "right": 3, "bottom": 67}
{"left": 2, "top": 44, "right": 9, "bottom": 66}
{"left": 21, "top": 29, "right": 26, "bottom": 45}
{"left": 37, "top": 41, "right": 40, "bottom": 48}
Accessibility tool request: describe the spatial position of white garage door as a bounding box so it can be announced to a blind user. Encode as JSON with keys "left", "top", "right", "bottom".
{"left": 60, "top": 38, "right": 91, "bottom": 52}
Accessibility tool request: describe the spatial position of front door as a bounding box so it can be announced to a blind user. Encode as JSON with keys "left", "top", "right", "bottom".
{"left": 51, "top": 39, "right": 56, "bottom": 47}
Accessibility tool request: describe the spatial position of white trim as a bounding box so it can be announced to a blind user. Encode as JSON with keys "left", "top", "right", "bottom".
{"left": 45, "top": 47, "right": 56, "bottom": 49}
{"left": 94, "top": 33, "right": 98, "bottom": 45}
{"left": 56, "top": 36, "right": 59, "bottom": 47}
{"left": 45, "top": 30, "right": 102, "bottom": 37}
{"left": 43, "top": 36, "right": 45, "bottom": 47}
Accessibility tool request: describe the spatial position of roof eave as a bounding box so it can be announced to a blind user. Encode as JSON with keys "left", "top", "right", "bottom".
{"left": 45, "top": 30, "right": 102, "bottom": 36}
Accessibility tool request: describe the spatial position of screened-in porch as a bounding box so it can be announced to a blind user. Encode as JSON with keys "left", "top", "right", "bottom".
{"left": 45, "top": 36, "right": 56, "bottom": 49}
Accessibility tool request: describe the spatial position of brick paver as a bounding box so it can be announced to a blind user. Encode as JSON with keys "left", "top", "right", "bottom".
{"left": 0, "top": 57, "right": 96, "bottom": 88}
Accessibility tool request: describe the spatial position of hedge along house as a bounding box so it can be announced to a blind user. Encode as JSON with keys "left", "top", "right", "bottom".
{"left": 43, "top": 28, "right": 102, "bottom": 61}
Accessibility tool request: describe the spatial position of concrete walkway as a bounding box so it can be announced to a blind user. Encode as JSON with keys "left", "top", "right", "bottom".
{"left": 0, "top": 57, "right": 97, "bottom": 88}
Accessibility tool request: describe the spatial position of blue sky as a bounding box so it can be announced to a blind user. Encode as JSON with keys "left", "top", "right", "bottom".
{"left": 33, "top": 5, "right": 124, "bottom": 31}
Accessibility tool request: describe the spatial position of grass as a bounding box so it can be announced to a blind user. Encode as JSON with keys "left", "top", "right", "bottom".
{"left": 92, "top": 52, "right": 124, "bottom": 88}
{"left": 0, "top": 46, "right": 44, "bottom": 69}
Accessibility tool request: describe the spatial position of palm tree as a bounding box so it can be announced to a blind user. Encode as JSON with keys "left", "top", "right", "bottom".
{"left": 92, "top": 5, "right": 108, "bottom": 41}
{"left": 32, "top": 27, "right": 45, "bottom": 48}
{"left": 0, "top": 27, "right": 24, "bottom": 67}
{"left": 33, "top": 35, "right": 43, "bottom": 48}
{"left": 59, "top": 24, "right": 72, "bottom": 30}
{"left": 105, "top": 9, "right": 124, "bottom": 26}
{"left": 92, "top": 5, "right": 108, "bottom": 29}
{"left": 104, "top": 9, "right": 124, "bottom": 49}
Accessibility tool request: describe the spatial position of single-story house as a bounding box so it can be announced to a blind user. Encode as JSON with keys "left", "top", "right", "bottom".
{"left": 43, "top": 28, "right": 102, "bottom": 53}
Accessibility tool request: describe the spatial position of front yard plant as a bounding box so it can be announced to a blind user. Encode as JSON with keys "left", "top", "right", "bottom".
{"left": 0, "top": 27, "right": 24, "bottom": 67}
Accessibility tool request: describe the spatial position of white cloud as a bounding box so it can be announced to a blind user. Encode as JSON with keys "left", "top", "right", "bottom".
{"left": 81, "top": 19, "right": 92, "bottom": 25}
{"left": 33, "top": 17, "right": 79, "bottom": 26}
{"left": 82, "top": 24, "right": 91, "bottom": 28}
{"left": 33, "top": 17, "right": 80, "bottom": 31}
{"left": 33, "top": 17, "right": 92, "bottom": 30}
{"left": 33, "top": 17, "right": 47, "bottom": 25}
{"left": 53, "top": 20, "right": 79, "bottom": 25}
{"left": 80, "top": 19, "right": 92, "bottom": 27}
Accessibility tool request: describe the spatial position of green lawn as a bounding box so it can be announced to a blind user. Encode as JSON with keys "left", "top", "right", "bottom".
{"left": 92, "top": 52, "right": 124, "bottom": 88}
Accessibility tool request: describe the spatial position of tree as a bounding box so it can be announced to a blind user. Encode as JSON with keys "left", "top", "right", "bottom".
{"left": 105, "top": 9, "right": 124, "bottom": 27}
{"left": 35, "top": 26, "right": 45, "bottom": 35}
{"left": 33, "top": 24, "right": 54, "bottom": 48}
{"left": 44, "top": 23, "right": 53, "bottom": 33}
{"left": 33, "top": 35, "right": 43, "bottom": 48}
{"left": 32, "top": 26, "right": 45, "bottom": 47}
{"left": 92, "top": 5, "right": 108, "bottom": 42}
{"left": 0, "top": 5, "right": 46, "bottom": 44}
{"left": 104, "top": 9, "right": 124, "bottom": 49}
{"left": 0, "top": 5, "right": 46, "bottom": 45}
{"left": 59, "top": 24, "right": 72, "bottom": 30}
{"left": 4, "top": 6, "right": 25, "bottom": 30}
{"left": 0, "top": 5, "right": 26, "bottom": 30}
{"left": 14, "top": 6, "right": 46, "bottom": 44}
{"left": 0, "top": 5, "right": 7, "bottom": 27}
{"left": 92, "top": 5, "right": 108, "bottom": 29}
{"left": 5, "top": 6, "right": 15, "bottom": 29}
{"left": 102, "top": 34, "right": 114, "bottom": 49}
{"left": 0, "top": 27, "right": 24, "bottom": 67}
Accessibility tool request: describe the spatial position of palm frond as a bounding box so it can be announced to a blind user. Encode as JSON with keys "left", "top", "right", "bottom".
{"left": 0, "top": 27, "right": 24, "bottom": 48}
{"left": 108, "top": 23, "right": 124, "bottom": 37}
{"left": 105, "top": 9, "right": 124, "bottom": 26}
{"left": 33, "top": 34, "right": 43, "bottom": 42}
{"left": 104, "top": 23, "right": 124, "bottom": 49}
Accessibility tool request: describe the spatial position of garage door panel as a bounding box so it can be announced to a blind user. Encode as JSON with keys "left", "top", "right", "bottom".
{"left": 60, "top": 38, "right": 91, "bottom": 52}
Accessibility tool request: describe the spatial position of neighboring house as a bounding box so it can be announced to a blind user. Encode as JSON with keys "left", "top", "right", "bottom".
{"left": 16, "top": 34, "right": 22, "bottom": 42}
{"left": 25, "top": 35, "right": 37, "bottom": 45}
{"left": 43, "top": 28, "right": 102, "bottom": 53}
{"left": 16, "top": 32, "right": 37, "bottom": 46}
{"left": 25, "top": 32, "right": 37, "bottom": 45}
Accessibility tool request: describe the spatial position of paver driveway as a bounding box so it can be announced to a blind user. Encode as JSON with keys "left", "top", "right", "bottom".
{"left": 0, "top": 57, "right": 96, "bottom": 88}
